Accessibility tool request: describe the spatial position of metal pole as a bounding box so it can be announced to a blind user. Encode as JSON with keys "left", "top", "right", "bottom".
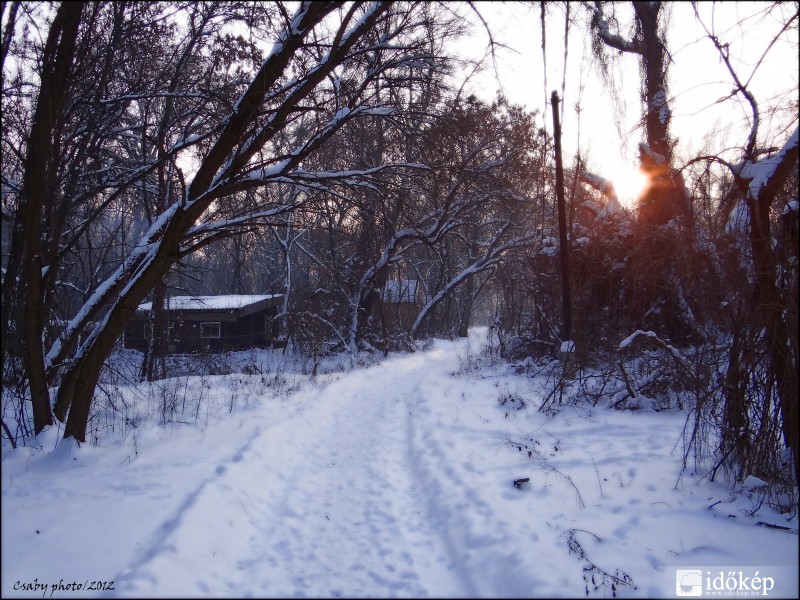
{"left": 550, "top": 91, "right": 573, "bottom": 343}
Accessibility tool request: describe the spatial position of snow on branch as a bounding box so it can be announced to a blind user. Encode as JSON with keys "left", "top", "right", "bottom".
{"left": 618, "top": 329, "right": 689, "bottom": 370}
{"left": 191, "top": 2, "right": 340, "bottom": 197}
{"left": 725, "top": 200, "right": 749, "bottom": 234}
{"left": 49, "top": 241, "right": 160, "bottom": 368}
{"left": 578, "top": 171, "right": 624, "bottom": 217}
{"left": 44, "top": 196, "right": 181, "bottom": 370}
{"left": 619, "top": 329, "right": 658, "bottom": 349}
{"left": 244, "top": 160, "right": 422, "bottom": 187}
{"left": 739, "top": 126, "right": 799, "bottom": 200}
{"left": 639, "top": 142, "right": 665, "bottom": 166}
{"left": 222, "top": 3, "right": 391, "bottom": 179}
{"left": 166, "top": 131, "right": 213, "bottom": 155}
{"left": 233, "top": 105, "right": 399, "bottom": 192}
{"left": 98, "top": 91, "right": 211, "bottom": 105}
{"left": 411, "top": 228, "right": 536, "bottom": 336}
{"left": 650, "top": 87, "right": 670, "bottom": 127}
{"left": 183, "top": 203, "right": 300, "bottom": 243}
{"left": 591, "top": 3, "right": 642, "bottom": 54}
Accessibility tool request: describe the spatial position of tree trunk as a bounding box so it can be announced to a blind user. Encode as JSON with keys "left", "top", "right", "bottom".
{"left": 747, "top": 193, "right": 799, "bottom": 485}
{"left": 591, "top": 1, "right": 688, "bottom": 226}
{"left": 56, "top": 241, "right": 180, "bottom": 440}
{"left": 140, "top": 280, "right": 168, "bottom": 382}
{"left": 20, "top": 1, "right": 84, "bottom": 433}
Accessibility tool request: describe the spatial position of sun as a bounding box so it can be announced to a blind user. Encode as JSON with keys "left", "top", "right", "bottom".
{"left": 608, "top": 162, "right": 650, "bottom": 209}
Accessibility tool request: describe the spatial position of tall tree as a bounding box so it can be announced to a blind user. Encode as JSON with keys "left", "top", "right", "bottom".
{"left": 690, "top": 1, "right": 799, "bottom": 485}
{"left": 5, "top": 1, "right": 483, "bottom": 442}
{"left": 10, "top": 1, "right": 84, "bottom": 433}
{"left": 581, "top": 1, "right": 704, "bottom": 344}
{"left": 590, "top": 0, "right": 688, "bottom": 225}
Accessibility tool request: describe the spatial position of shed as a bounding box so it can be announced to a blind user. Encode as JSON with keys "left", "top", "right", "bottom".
{"left": 124, "top": 294, "right": 284, "bottom": 353}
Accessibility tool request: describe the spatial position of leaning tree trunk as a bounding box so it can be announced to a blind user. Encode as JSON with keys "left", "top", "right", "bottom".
{"left": 51, "top": 2, "right": 390, "bottom": 442}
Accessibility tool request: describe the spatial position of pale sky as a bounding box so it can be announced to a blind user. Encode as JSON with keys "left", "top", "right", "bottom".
{"left": 457, "top": 1, "right": 799, "bottom": 206}
{"left": 4, "top": 2, "right": 794, "bottom": 208}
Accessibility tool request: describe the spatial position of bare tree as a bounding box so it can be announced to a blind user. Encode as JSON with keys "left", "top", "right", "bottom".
{"left": 5, "top": 2, "right": 488, "bottom": 442}
{"left": 407, "top": 96, "right": 545, "bottom": 339}
{"left": 687, "top": 1, "right": 799, "bottom": 486}
{"left": 577, "top": 1, "right": 708, "bottom": 345}
{"left": 590, "top": 0, "right": 689, "bottom": 225}
{"left": 5, "top": 1, "right": 84, "bottom": 433}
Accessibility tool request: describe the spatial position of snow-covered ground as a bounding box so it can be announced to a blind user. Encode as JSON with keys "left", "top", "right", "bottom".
{"left": 2, "top": 329, "right": 798, "bottom": 598}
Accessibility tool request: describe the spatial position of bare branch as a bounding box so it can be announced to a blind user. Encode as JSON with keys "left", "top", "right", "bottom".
{"left": 590, "top": 2, "right": 642, "bottom": 55}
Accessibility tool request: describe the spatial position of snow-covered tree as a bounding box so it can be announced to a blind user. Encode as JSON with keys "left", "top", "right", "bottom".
{"left": 2, "top": 2, "right": 478, "bottom": 441}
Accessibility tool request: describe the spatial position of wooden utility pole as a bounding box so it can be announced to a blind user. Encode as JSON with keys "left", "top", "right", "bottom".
{"left": 550, "top": 91, "right": 576, "bottom": 375}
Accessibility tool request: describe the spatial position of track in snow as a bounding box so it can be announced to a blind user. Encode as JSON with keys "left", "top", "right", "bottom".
{"left": 115, "top": 347, "right": 471, "bottom": 597}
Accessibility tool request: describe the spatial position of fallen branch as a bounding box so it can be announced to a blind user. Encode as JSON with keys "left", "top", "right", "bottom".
{"left": 756, "top": 521, "right": 798, "bottom": 534}
{"left": 614, "top": 361, "right": 638, "bottom": 407}
{"left": 562, "top": 528, "right": 636, "bottom": 598}
{"left": 618, "top": 330, "right": 692, "bottom": 373}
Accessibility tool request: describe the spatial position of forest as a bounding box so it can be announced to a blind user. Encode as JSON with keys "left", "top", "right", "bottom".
{"left": 1, "top": 0, "right": 798, "bottom": 519}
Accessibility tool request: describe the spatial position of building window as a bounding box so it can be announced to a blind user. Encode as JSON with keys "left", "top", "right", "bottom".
{"left": 200, "top": 322, "right": 221, "bottom": 339}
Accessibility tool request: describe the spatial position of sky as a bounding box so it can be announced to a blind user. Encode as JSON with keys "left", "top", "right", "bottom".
{"left": 2, "top": 329, "right": 798, "bottom": 598}
{"left": 457, "top": 1, "right": 799, "bottom": 207}
{"left": 4, "top": 2, "right": 793, "bottom": 210}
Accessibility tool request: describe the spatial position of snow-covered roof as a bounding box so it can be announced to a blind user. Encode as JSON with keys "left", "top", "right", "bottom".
{"left": 382, "top": 280, "right": 418, "bottom": 303}
{"left": 137, "top": 294, "right": 281, "bottom": 314}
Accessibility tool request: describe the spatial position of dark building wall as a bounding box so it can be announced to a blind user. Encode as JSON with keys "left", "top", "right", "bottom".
{"left": 124, "top": 305, "right": 282, "bottom": 353}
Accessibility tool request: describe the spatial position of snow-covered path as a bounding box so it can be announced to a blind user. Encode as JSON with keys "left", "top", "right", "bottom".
{"left": 3, "top": 333, "right": 798, "bottom": 598}
{"left": 115, "top": 348, "right": 468, "bottom": 597}
{"left": 239, "top": 351, "right": 469, "bottom": 597}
